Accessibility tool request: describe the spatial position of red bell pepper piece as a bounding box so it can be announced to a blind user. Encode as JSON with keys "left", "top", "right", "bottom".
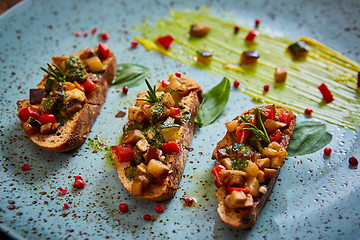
{"left": 278, "top": 112, "right": 291, "bottom": 126}
{"left": 38, "top": 113, "right": 58, "bottom": 125}
{"left": 161, "top": 141, "right": 180, "bottom": 153}
{"left": 161, "top": 79, "right": 170, "bottom": 88}
{"left": 266, "top": 108, "right": 274, "bottom": 120}
{"left": 245, "top": 30, "right": 259, "bottom": 41}
{"left": 82, "top": 79, "right": 98, "bottom": 91}
{"left": 156, "top": 35, "right": 174, "bottom": 50}
{"left": 270, "top": 129, "right": 282, "bottom": 143}
{"left": 170, "top": 107, "right": 181, "bottom": 118}
{"left": 18, "top": 107, "right": 41, "bottom": 122}
{"left": 317, "top": 83, "right": 334, "bottom": 103}
{"left": 211, "top": 165, "right": 226, "bottom": 187}
{"left": 114, "top": 144, "right": 134, "bottom": 162}
{"left": 98, "top": 43, "right": 110, "bottom": 58}
{"left": 226, "top": 187, "right": 250, "bottom": 194}
{"left": 236, "top": 122, "right": 251, "bottom": 143}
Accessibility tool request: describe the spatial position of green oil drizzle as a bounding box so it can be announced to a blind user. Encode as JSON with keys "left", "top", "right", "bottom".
{"left": 87, "top": 136, "right": 115, "bottom": 168}
{"left": 133, "top": 7, "right": 360, "bottom": 129}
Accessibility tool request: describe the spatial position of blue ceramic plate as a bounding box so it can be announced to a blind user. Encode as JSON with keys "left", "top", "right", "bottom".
{"left": 1, "top": 0, "right": 359, "bottom": 239}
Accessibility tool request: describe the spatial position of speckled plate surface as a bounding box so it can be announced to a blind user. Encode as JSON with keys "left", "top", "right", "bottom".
{"left": 1, "top": 0, "right": 359, "bottom": 239}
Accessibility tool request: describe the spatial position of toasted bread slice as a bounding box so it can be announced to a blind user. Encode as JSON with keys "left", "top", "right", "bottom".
{"left": 16, "top": 46, "right": 117, "bottom": 152}
{"left": 212, "top": 104, "right": 296, "bottom": 229}
{"left": 111, "top": 74, "right": 202, "bottom": 202}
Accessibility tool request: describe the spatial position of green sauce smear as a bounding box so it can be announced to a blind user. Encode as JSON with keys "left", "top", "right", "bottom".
{"left": 87, "top": 136, "right": 114, "bottom": 168}
{"left": 133, "top": 6, "right": 360, "bottom": 129}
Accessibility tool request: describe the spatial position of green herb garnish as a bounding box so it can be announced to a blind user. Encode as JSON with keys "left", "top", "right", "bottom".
{"left": 113, "top": 63, "right": 150, "bottom": 88}
{"left": 241, "top": 108, "right": 270, "bottom": 144}
{"left": 231, "top": 157, "right": 248, "bottom": 170}
{"left": 41, "top": 63, "right": 65, "bottom": 82}
{"left": 137, "top": 79, "right": 160, "bottom": 104}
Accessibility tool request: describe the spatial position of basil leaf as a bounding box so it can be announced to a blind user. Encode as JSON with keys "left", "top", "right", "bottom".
{"left": 195, "top": 77, "right": 230, "bottom": 126}
{"left": 113, "top": 63, "right": 150, "bottom": 88}
{"left": 287, "top": 121, "right": 332, "bottom": 156}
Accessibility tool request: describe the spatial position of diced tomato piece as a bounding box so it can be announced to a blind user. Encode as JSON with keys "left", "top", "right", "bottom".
{"left": 211, "top": 165, "right": 226, "bottom": 188}
{"left": 38, "top": 113, "right": 57, "bottom": 125}
{"left": 245, "top": 30, "right": 259, "bottom": 41}
{"left": 98, "top": 43, "right": 110, "bottom": 58}
{"left": 236, "top": 123, "right": 251, "bottom": 144}
{"left": 278, "top": 112, "right": 291, "bottom": 126}
{"left": 226, "top": 187, "right": 250, "bottom": 194}
{"left": 156, "top": 35, "right": 174, "bottom": 50}
{"left": 82, "top": 79, "right": 98, "bottom": 91}
{"left": 161, "top": 79, "right": 170, "bottom": 88}
{"left": 270, "top": 129, "right": 282, "bottom": 143}
{"left": 317, "top": 83, "right": 334, "bottom": 103}
{"left": 161, "top": 141, "right": 180, "bottom": 153}
{"left": 170, "top": 107, "right": 181, "bottom": 118}
{"left": 74, "top": 81, "right": 85, "bottom": 92}
{"left": 114, "top": 144, "right": 134, "bottom": 162}
{"left": 266, "top": 108, "right": 274, "bottom": 120}
{"left": 18, "top": 107, "right": 41, "bottom": 122}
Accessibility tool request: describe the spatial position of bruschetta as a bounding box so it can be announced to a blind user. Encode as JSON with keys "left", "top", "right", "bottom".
{"left": 111, "top": 73, "right": 202, "bottom": 202}
{"left": 211, "top": 104, "right": 296, "bottom": 229}
{"left": 16, "top": 43, "right": 117, "bottom": 152}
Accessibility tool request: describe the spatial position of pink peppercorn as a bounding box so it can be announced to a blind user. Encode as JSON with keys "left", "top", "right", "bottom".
{"left": 91, "top": 28, "right": 97, "bottom": 34}
{"left": 255, "top": 18, "right": 261, "bottom": 28}
{"left": 263, "top": 84, "right": 270, "bottom": 92}
{"left": 233, "top": 80, "right": 240, "bottom": 88}
{"left": 59, "top": 187, "right": 68, "bottom": 195}
{"left": 143, "top": 214, "right": 151, "bottom": 220}
{"left": 304, "top": 108, "right": 313, "bottom": 115}
{"left": 234, "top": 25, "right": 240, "bottom": 34}
{"left": 123, "top": 86, "right": 129, "bottom": 94}
{"left": 324, "top": 147, "right": 332, "bottom": 155}
{"left": 119, "top": 203, "right": 128, "bottom": 212}
{"left": 100, "top": 32, "right": 110, "bottom": 40}
{"left": 175, "top": 72, "right": 181, "bottom": 78}
{"left": 64, "top": 204, "right": 70, "bottom": 209}
{"left": 349, "top": 156, "right": 358, "bottom": 166}
{"left": 75, "top": 32, "right": 81, "bottom": 37}
{"left": 131, "top": 41, "right": 138, "bottom": 48}
{"left": 155, "top": 204, "right": 164, "bottom": 213}
{"left": 83, "top": 32, "right": 88, "bottom": 37}
{"left": 74, "top": 175, "right": 86, "bottom": 189}
{"left": 184, "top": 198, "right": 194, "bottom": 206}
{"left": 21, "top": 164, "right": 30, "bottom": 171}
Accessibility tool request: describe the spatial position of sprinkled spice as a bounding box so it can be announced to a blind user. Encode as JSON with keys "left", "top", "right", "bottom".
{"left": 304, "top": 108, "right": 313, "bottom": 115}
{"left": 324, "top": 147, "right": 332, "bottom": 155}
{"left": 234, "top": 25, "right": 240, "bottom": 34}
{"left": 143, "top": 214, "right": 151, "bottom": 220}
{"left": 263, "top": 84, "right": 270, "bottom": 92}
{"left": 63, "top": 204, "right": 70, "bottom": 209}
{"left": 119, "top": 203, "right": 128, "bottom": 212}
{"left": 21, "top": 164, "right": 30, "bottom": 171}
{"left": 175, "top": 72, "right": 182, "bottom": 78}
{"left": 58, "top": 187, "right": 68, "bottom": 195}
{"left": 131, "top": 41, "right": 138, "bottom": 48}
{"left": 233, "top": 80, "right": 240, "bottom": 88}
{"left": 91, "top": 28, "right": 97, "bottom": 34}
{"left": 101, "top": 32, "right": 110, "bottom": 40}
{"left": 123, "top": 86, "right": 129, "bottom": 94}
{"left": 74, "top": 175, "right": 86, "bottom": 189}
{"left": 155, "top": 204, "right": 164, "bottom": 213}
{"left": 349, "top": 156, "right": 358, "bottom": 166}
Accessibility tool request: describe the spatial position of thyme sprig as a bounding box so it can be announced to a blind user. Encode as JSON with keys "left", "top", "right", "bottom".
{"left": 136, "top": 79, "right": 160, "bottom": 104}
{"left": 41, "top": 63, "right": 66, "bottom": 82}
{"left": 241, "top": 108, "right": 270, "bottom": 144}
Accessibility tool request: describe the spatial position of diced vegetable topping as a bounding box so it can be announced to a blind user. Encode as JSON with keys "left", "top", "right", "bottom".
{"left": 278, "top": 112, "right": 291, "bottom": 126}
{"left": 317, "top": 83, "right": 334, "bottom": 103}
{"left": 156, "top": 35, "right": 174, "bottom": 49}
{"left": 274, "top": 66, "right": 287, "bottom": 83}
{"left": 115, "top": 144, "right": 134, "bottom": 162}
{"left": 190, "top": 23, "right": 211, "bottom": 37}
{"left": 18, "top": 107, "right": 41, "bottom": 122}
{"left": 38, "top": 113, "right": 57, "bottom": 125}
{"left": 236, "top": 123, "right": 251, "bottom": 144}
{"left": 245, "top": 30, "right": 259, "bottom": 41}
{"left": 226, "top": 187, "right": 250, "bottom": 194}
{"left": 269, "top": 129, "right": 282, "bottom": 143}
{"left": 82, "top": 79, "right": 98, "bottom": 91}
{"left": 196, "top": 50, "right": 213, "bottom": 64}
{"left": 240, "top": 50, "right": 259, "bottom": 65}
{"left": 288, "top": 41, "right": 309, "bottom": 58}
{"left": 211, "top": 165, "right": 226, "bottom": 187}
{"left": 161, "top": 141, "right": 180, "bottom": 153}
{"left": 98, "top": 43, "right": 110, "bottom": 58}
